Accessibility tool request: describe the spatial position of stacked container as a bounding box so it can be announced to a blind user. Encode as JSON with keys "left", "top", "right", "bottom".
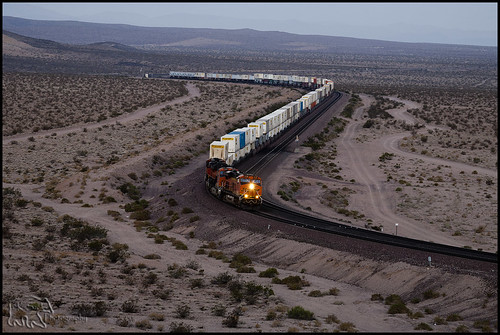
{"left": 220, "top": 134, "right": 241, "bottom": 162}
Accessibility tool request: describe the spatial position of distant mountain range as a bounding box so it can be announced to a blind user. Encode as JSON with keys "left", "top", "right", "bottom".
{"left": 3, "top": 16, "right": 496, "bottom": 57}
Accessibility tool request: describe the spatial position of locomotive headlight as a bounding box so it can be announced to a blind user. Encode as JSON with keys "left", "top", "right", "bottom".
{"left": 249, "top": 183, "right": 255, "bottom": 190}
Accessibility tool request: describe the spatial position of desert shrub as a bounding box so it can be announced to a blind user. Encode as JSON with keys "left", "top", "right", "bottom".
{"left": 414, "top": 322, "right": 433, "bottom": 331}
{"left": 338, "top": 322, "right": 357, "bottom": 332}
{"left": 167, "top": 198, "right": 178, "bottom": 206}
{"left": 71, "top": 301, "right": 108, "bottom": 317}
{"left": 172, "top": 239, "right": 188, "bottom": 250}
{"left": 228, "top": 280, "right": 273, "bottom": 304}
{"left": 88, "top": 238, "right": 108, "bottom": 251}
{"left": 189, "top": 215, "right": 200, "bottom": 223}
{"left": 175, "top": 304, "right": 191, "bottom": 319}
{"left": 107, "top": 243, "right": 129, "bottom": 263}
{"left": 287, "top": 306, "right": 315, "bottom": 320}
{"left": 169, "top": 321, "right": 193, "bottom": 333}
{"left": 121, "top": 299, "right": 140, "bottom": 313}
{"left": 259, "top": 267, "right": 279, "bottom": 278}
{"left": 168, "top": 263, "right": 187, "bottom": 278}
{"left": 118, "top": 182, "right": 140, "bottom": 200}
{"left": 272, "top": 275, "right": 309, "bottom": 290}
{"left": 144, "top": 253, "right": 161, "bottom": 259}
{"left": 124, "top": 199, "right": 149, "bottom": 212}
{"left": 266, "top": 310, "right": 277, "bottom": 320}
{"left": 212, "top": 304, "right": 226, "bottom": 317}
{"left": 308, "top": 290, "right": 323, "bottom": 297}
{"left": 222, "top": 307, "right": 242, "bottom": 328}
{"left": 152, "top": 288, "right": 172, "bottom": 300}
{"left": 143, "top": 272, "right": 158, "bottom": 286}
{"left": 422, "top": 289, "right": 441, "bottom": 300}
{"left": 388, "top": 301, "right": 410, "bottom": 314}
{"left": 473, "top": 320, "right": 492, "bottom": 332}
{"left": 211, "top": 272, "right": 232, "bottom": 286}
{"left": 208, "top": 250, "right": 229, "bottom": 262}
{"left": 433, "top": 316, "right": 448, "bottom": 325}
{"left": 446, "top": 313, "right": 463, "bottom": 322}
{"left": 455, "top": 325, "right": 469, "bottom": 333}
{"left": 135, "top": 319, "right": 152, "bottom": 329}
{"left": 148, "top": 312, "right": 165, "bottom": 321}
{"left": 116, "top": 316, "right": 133, "bottom": 327}
{"left": 154, "top": 235, "right": 165, "bottom": 244}
{"left": 325, "top": 314, "right": 340, "bottom": 324}
{"left": 60, "top": 215, "right": 107, "bottom": 240}
{"left": 236, "top": 266, "right": 256, "bottom": 273}
{"left": 129, "top": 209, "right": 151, "bottom": 221}
{"left": 329, "top": 287, "right": 340, "bottom": 295}
{"left": 363, "top": 119, "right": 375, "bottom": 128}
{"left": 189, "top": 278, "right": 204, "bottom": 289}
{"left": 31, "top": 217, "right": 44, "bottom": 226}
{"left": 181, "top": 207, "right": 194, "bottom": 214}
{"left": 384, "top": 294, "right": 403, "bottom": 305}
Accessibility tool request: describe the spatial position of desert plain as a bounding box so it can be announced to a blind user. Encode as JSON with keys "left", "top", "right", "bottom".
{"left": 2, "top": 34, "right": 498, "bottom": 333}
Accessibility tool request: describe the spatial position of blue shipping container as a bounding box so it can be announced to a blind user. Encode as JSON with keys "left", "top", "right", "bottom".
{"left": 229, "top": 131, "right": 245, "bottom": 149}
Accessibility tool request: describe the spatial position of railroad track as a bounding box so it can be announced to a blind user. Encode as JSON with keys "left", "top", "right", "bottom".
{"left": 233, "top": 91, "right": 497, "bottom": 264}
{"left": 253, "top": 198, "right": 497, "bottom": 264}
{"left": 240, "top": 91, "right": 343, "bottom": 175}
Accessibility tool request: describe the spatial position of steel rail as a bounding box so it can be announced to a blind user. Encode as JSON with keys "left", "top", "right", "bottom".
{"left": 255, "top": 199, "right": 497, "bottom": 263}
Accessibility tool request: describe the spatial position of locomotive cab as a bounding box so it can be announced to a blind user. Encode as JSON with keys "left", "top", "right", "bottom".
{"left": 238, "top": 176, "right": 262, "bottom": 206}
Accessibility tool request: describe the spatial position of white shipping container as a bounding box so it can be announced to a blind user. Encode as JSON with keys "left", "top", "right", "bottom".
{"left": 226, "top": 153, "right": 235, "bottom": 166}
{"left": 209, "top": 141, "right": 229, "bottom": 161}
{"left": 259, "top": 115, "right": 275, "bottom": 132}
{"left": 248, "top": 122, "right": 264, "bottom": 138}
{"left": 220, "top": 134, "right": 240, "bottom": 153}
{"left": 170, "top": 71, "right": 195, "bottom": 78}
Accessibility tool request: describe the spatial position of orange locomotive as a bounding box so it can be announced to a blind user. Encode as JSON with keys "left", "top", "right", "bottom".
{"left": 205, "top": 158, "right": 262, "bottom": 208}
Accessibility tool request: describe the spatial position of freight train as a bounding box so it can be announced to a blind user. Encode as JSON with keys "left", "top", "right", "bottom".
{"left": 164, "top": 71, "right": 335, "bottom": 208}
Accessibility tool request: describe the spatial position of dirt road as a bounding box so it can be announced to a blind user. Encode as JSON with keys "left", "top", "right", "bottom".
{"left": 3, "top": 82, "right": 201, "bottom": 142}
{"left": 336, "top": 94, "right": 496, "bottom": 246}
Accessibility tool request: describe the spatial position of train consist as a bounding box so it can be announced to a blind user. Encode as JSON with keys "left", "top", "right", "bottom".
{"left": 166, "top": 71, "right": 334, "bottom": 208}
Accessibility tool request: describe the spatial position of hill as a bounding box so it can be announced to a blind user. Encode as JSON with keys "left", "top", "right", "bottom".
{"left": 3, "top": 16, "right": 497, "bottom": 57}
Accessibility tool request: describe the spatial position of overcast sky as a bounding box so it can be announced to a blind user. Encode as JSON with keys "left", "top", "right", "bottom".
{"left": 2, "top": 2, "right": 497, "bottom": 46}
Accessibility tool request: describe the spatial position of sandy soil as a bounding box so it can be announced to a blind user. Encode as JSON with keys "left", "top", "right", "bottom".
{"left": 267, "top": 94, "right": 497, "bottom": 252}
{"left": 2, "top": 81, "right": 497, "bottom": 333}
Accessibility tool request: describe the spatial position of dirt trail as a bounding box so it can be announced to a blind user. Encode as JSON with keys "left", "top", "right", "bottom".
{"left": 337, "top": 94, "right": 476, "bottom": 246}
{"left": 3, "top": 82, "right": 201, "bottom": 142}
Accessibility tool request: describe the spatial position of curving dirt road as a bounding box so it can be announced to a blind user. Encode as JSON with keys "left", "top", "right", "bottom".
{"left": 3, "top": 82, "right": 201, "bottom": 142}
{"left": 336, "top": 94, "right": 497, "bottom": 247}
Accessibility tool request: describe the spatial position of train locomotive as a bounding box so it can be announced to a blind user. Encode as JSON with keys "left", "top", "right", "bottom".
{"left": 205, "top": 158, "right": 262, "bottom": 209}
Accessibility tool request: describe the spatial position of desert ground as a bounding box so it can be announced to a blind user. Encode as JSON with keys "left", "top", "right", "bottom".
{"left": 2, "top": 73, "right": 497, "bottom": 333}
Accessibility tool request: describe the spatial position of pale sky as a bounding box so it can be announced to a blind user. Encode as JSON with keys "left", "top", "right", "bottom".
{"left": 2, "top": 2, "right": 498, "bottom": 46}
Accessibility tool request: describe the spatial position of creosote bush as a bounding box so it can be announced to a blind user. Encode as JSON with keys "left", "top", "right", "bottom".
{"left": 287, "top": 306, "right": 315, "bottom": 320}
